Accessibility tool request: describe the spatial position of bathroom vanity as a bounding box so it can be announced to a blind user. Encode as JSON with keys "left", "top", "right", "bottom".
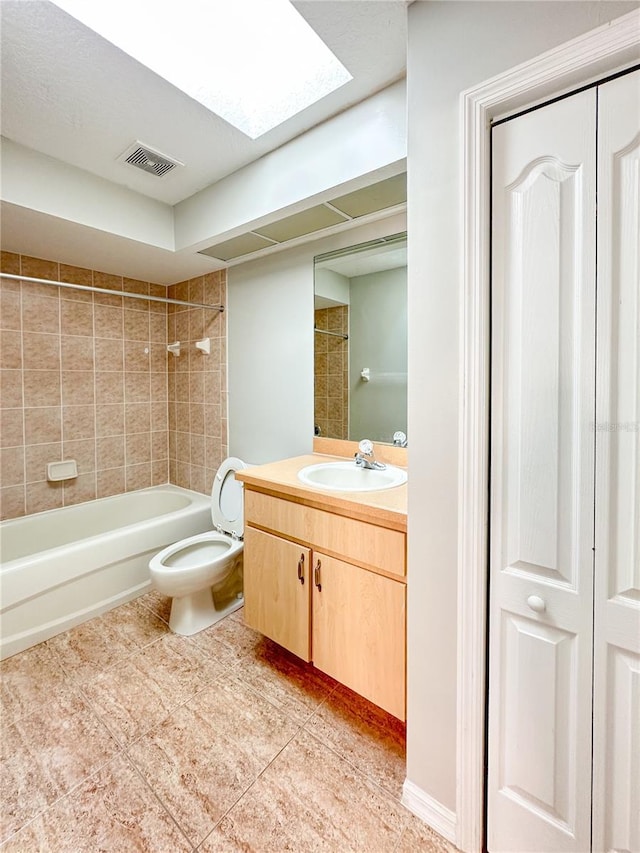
{"left": 235, "top": 452, "right": 407, "bottom": 720}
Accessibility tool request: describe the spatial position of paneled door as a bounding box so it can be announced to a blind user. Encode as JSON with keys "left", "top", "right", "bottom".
{"left": 488, "top": 70, "right": 640, "bottom": 853}
{"left": 592, "top": 69, "right": 640, "bottom": 853}
{"left": 488, "top": 89, "right": 597, "bottom": 853}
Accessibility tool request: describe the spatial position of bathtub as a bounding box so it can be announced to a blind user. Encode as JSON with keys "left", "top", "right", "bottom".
{"left": 0, "top": 485, "right": 212, "bottom": 659}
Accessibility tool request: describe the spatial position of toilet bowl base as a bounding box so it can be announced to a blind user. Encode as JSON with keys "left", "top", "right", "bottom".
{"left": 168, "top": 587, "right": 244, "bottom": 636}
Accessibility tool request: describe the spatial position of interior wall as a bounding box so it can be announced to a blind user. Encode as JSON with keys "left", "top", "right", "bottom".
{"left": 406, "top": 0, "right": 640, "bottom": 821}
{"left": 349, "top": 266, "right": 407, "bottom": 443}
{"left": 167, "top": 271, "right": 228, "bottom": 494}
{"left": 314, "top": 305, "right": 349, "bottom": 440}
{"left": 227, "top": 212, "right": 406, "bottom": 466}
{"left": 0, "top": 252, "right": 228, "bottom": 521}
{"left": 0, "top": 250, "right": 169, "bottom": 519}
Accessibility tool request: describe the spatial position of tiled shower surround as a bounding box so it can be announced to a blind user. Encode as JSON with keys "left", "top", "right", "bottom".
{"left": 314, "top": 305, "right": 349, "bottom": 440}
{"left": 0, "top": 251, "right": 227, "bottom": 520}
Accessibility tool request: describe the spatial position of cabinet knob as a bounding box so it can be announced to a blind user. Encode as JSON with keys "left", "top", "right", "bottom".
{"left": 527, "top": 594, "right": 546, "bottom": 613}
{"left": 297, "top": 554, "right": 305, "bottom": 585}
{"left": 314, "top": 559, "right": 322, "bottom": 591}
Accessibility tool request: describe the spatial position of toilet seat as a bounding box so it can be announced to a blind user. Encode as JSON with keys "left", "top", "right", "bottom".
{"left": 149, "top": 531, "right": 243, "bottom": 596}
{"left": 211, "top": 456, "right": 247, "bottom": 537}
{"left": 149, "top": 456, "right": 248, "bottom": 578}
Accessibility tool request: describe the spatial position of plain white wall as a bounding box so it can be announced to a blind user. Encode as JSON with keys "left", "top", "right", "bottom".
{"left": 406, "top": 0, "right": 640, "bottom": 819}
{"left": 227, "top": 213, "right": 406, "bottom": 464}
{"left": 349, "top": 267, "right": 407, "bottom": 442}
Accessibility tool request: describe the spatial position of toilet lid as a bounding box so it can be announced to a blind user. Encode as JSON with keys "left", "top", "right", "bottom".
{"left": 211, "top": 457, "right": 247, "bottom": 537}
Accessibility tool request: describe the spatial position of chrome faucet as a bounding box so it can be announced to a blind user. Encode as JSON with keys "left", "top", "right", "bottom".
{"left": 354, "top": 439, "right": 386, "bottom": 470}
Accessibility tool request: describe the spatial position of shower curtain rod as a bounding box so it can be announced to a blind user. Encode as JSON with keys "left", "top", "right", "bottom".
{"left": 314, "top": 326, "right": 348, "bottom": 340}
{"left": 0, "top": 272, "right": 225, "bottom": 312}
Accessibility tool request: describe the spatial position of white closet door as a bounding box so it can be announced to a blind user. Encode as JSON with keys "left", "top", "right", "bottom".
{"left": 592, "top": 69, "right": 640, "bottom": 853}
{"left": 488, "top": 89, "right": 597, "bottom": 853}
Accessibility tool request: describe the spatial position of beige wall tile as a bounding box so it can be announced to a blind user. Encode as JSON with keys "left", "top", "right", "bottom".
{"left": 95, "top": 371, "right": 124, "bottom": 405}
{"left": 0, "top": 483, "right": 25, "bottom": 519}
{"left": 26, "top": 479, "right": 63, "bottom": 514}
{"left": 0, "top": 330, "right": 22, "bottom": 369}
{"left": 151, "top": 459, "right": 168, "bottom": 485}
{"left": 0, "top": 370, "right": 23, "bottom": 409}
{"left": 95, "top": 338, "right": 124, "bottom": 372}
{"left": 124, "top": 340, "right": 151, "bottom": 372}
{"left": 95, "top": 403, "right": 124, "bottom": 437}
{"left": 2, "top": 408, "right": 25, "bottom": 447}
{"left": 62, "top": 336, "right": 94, "bottom": 371}
{"left": 97, "top": 467, "right": 125, "bottom": 498}
{"left": 124, "top": 309, "right": 149, "bottom": 341}
{"left": 126, "top": 432, "right": 151, "bottom": 465}
{"left": 125, "top": 402, "right": 151, "bottom": 434}
{"left": 1, "top": 446, "right": 25, "bottom": 487}
{"left": 24, "top": 370, "right": 61, "bottom": 407}
{"left": 126, "top": 462, "right": 151, "bottom": 492}
{"left": 97, "top": 435, "right": 125, "bottom": 470}
{"left": 60, "top": 301, "right": 93, "bottom": 337}
{"left": 1, "top": 251, "right": 21, "bottom": 275}
{"left": 61, "top": 370, "right": 94, "bottom": 406}
{"left": 62, "top": 405, "right": 96, "bottom": 441}
{"left": 21, "top": 293, "right": 60, "bottom": 334}
{"left": 25, "top": 442, "right": 62, "bottom": 483}
{"left": 151, "top": 431, "right": 168, "bottom": 461}
{"left": 23, "top": 332, "right": 60, "bottom": 371}
{"left": 24, "top": 407, "right": 61, "bottom": 445}
{"left": 63, "top": 472, "right": 97, "bottom": 506}
{"left": 63, "top": 438, "right": 96, "bottom": 473}
{"left": 124, "top": 372, "right": 150, "bottom": 403}
{"left": 0, "top": 291, "right": 21, "bottom": 330}
{"left": 93, "top": 304, "right": 124, "bottom": 338}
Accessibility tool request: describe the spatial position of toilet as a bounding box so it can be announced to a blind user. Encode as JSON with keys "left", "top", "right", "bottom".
{"left": 149, "top": 457, "right": 248, "bottom": 636}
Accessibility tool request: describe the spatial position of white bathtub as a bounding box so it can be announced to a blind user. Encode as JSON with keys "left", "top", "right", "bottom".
{"left": 0, "top": 485, "right": 212, "bottom": 659}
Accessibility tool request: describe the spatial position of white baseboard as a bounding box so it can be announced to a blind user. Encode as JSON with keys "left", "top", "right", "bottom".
{"left": 401, "top": 779, "right": 457, "bottom": 845}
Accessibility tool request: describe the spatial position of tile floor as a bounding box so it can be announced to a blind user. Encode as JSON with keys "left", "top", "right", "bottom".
{"left": 1, "top": 592, "right": 459, "bottom": 852}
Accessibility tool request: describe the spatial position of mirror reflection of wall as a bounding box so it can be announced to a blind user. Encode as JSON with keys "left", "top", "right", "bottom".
{"left": 314, "top": 233, "right": 407, "bottom": 444}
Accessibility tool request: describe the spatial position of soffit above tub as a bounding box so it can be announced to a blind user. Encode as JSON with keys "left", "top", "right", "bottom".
{"left": 198, "top": 172, "right": 407, "bottom": 263}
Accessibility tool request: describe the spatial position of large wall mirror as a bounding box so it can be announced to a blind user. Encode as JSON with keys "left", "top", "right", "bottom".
{"left": 313, "top": 232, "right": 407, "bottom": 445}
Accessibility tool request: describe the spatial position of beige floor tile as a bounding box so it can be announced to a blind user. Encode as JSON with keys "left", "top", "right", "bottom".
{"left": 305, "top": 683, "right": 406, "bottom": 798}
{"left": 128, "top": 675, "right": 300, "bottom": 847}
{"left": 137, "top": 587, "right": 172, "bottom": 624}
{"left": 196, "top": 612, "right": 265, "bottom": 661}
{"left": 397, "top": 812, "right": 461, "bottom": 853}
{"left": 1, "top": 753, "right": 192, "bottom": 853}
{"left": 46, "top": 599, "right": 169, "bottom": 683}
{"left": 82, "top": 632, "right": 227, "bottom": 745}
{"left": 234, "top": 636, "right": 336, "bottom": 724}
{"left": 199, "top": 728, "right": 405, "bottom": 853}
{"left": 0, "top": 642, "right": 75, "bottom": 727}
{"left": 0, "top": 692, "right": 120, "bottom": 844}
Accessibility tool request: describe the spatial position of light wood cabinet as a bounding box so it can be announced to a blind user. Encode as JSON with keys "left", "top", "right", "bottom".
{"left": 242, "top": 487, "right": 406, "bottom": 720}
{"left": 243, "top": 527, "right": 311, "bottom": 662}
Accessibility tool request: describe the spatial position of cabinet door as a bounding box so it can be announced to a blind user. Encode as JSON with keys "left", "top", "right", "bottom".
{"left": 243, "top": 526, "right": 311, "bottom": 661}
{"left": 311, "top": 553, "right": 406, "bottom": 720}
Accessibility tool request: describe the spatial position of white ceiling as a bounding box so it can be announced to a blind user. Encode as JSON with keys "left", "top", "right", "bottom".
{"left": 0, "top": 0, "right": 408, "bottom": 207}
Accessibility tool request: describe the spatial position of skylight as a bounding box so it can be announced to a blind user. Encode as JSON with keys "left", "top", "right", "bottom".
{"left": 51, "top": 0, "right": 352, "bottom": 139}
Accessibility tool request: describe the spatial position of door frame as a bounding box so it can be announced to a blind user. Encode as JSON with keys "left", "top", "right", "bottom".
{"left": 456, "top": 10, "right": 640, "bottom": 852}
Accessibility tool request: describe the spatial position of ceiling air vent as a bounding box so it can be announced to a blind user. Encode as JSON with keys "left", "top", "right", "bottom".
{"left": 118, "top": 141, "right": 183, "bottom": 178}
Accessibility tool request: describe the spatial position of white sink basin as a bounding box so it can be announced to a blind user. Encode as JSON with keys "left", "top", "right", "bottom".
{"left": 297, "top": 461, "right": 407, "bottom": 492}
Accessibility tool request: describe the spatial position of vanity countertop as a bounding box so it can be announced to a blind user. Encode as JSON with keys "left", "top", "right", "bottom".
{"left": 236, "top": 454, "right": 407, "bottom": 533}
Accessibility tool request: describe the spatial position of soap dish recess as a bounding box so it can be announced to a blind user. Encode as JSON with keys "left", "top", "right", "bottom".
{"left": 47, "top": 460, "right": 78, "bottom": 482}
